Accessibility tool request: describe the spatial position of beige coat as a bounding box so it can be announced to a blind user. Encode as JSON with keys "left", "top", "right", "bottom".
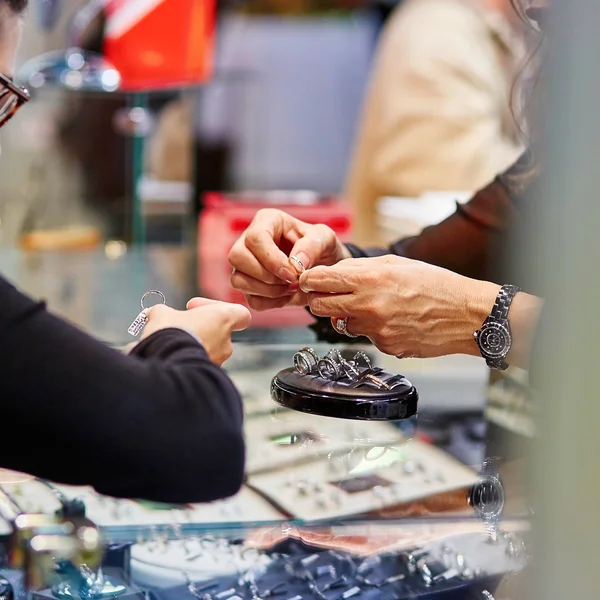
{"left": 346, "top": 0, "right": 524, "bottom": 245}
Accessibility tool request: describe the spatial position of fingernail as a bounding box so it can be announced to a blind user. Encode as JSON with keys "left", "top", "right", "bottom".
{"left": 299, "top": 277, "right": 312, "bottom": 293}
{"left": 277, "top": 267, "right": 296, "bottom": 283}
{"left": 285, "top": 284, "right": 299, "bottom": 295}
{"left": 296, "top": 252, "right": 310, "bottom": 270}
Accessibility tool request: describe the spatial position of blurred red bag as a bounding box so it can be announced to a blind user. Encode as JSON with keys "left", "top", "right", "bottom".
{"left": 103, "top": 0, "right": 215, "bottom": 91}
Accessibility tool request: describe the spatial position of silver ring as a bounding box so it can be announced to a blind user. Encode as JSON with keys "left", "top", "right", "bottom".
{"left": 353, "top": 351, "right": 372, "bottom": 369}
{"left": 334, "top": 317, "right": 359, "bottom": 338}
{"left": 289, "top": 255, "right": 306, "bottom": 274}
{"left": 293, "top": 347, "right": 319, "bottom": 375}
{"left": 318, "top": 350, "right": 344, "bottom": 380}
{"left": 141, "top": 290, "right": 166, "bottom": 310}
{"left": 341, "top": 359, "right": 360, "bottom": 380}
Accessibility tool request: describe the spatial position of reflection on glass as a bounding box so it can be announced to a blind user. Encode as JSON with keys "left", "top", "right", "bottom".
{"left": 0, "top": 469, "right": 33, "bottom": 484}
{"left": 19, "top": 49, "right": 120, "bottom": 93}
{"left": 18, "top": 1, "right": 121, "bottom": 93}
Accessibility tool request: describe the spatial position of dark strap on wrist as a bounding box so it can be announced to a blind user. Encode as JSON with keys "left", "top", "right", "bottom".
{"left": 480, "top": 284, "right": 521, "bottom": 371}
{"left": 490, "top": 284, "right": 521, "bottom": 321}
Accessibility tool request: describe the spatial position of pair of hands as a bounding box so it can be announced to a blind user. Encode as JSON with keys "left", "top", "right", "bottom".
{"left": 228, "top": 209, "right": 497, "bottom": 359}
{"left": 137, "top": 207, "right": 497, "bottom": 364}
{"left": 140, "top": 298, "right": 251, "bottom": 366}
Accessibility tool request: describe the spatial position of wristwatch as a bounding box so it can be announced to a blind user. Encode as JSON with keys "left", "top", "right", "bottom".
{"left": 474, "top": 284, "right": 521, "bottom": 371}
{"left": 467, "top": 457, "right": 505, "bottom": 542}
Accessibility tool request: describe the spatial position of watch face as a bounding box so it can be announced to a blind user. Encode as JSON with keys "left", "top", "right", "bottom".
{"left": 478, "top": 322, "right": 511, "bottom": 359}
{"left": 468, "top": 474, "right": 505, "bottom": 521}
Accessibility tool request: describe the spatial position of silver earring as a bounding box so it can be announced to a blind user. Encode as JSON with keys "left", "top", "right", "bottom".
{"left": 128, "top": 290, "right": 166, "bottom": 336}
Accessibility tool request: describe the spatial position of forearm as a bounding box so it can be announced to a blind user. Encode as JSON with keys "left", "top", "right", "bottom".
{"left": 346, "top": 176, "right": 516, "bottom": 277}
{"left": 0, "top": 277, "right": 244, "bottom": 503}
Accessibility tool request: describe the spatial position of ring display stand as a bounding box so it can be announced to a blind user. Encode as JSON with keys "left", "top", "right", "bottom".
{"left": 271, "top": 367, "right": 418, "bottom": 422}
{"left": 269, "top": 348, "right": 419, "bottom": 451}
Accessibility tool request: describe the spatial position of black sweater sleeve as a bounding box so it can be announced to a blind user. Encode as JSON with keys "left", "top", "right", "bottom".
{"left": 0, "top": 276, "right": 245, "bottom": 504}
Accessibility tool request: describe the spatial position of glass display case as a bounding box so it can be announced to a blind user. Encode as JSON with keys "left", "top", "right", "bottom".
{"left": 0, "top": 247, "right": 530, "bottom": 600}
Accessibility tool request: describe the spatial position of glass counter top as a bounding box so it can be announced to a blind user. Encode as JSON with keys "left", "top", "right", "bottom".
{"left": 0, "top": 245, "right": 533, "bottom": 600}
{"left": 0, "top": 244, "right": 528, "bottom": 531}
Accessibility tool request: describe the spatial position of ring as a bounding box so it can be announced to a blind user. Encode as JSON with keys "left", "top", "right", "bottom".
{"left": 358, "top": 369, "right": 392, "bottom": 390}
{"left": 341, "top": 358, "right": 360, "bottom": 380}
{"left": 293, "top": 347, "right": 319, "bottom": 375}
{"left": 140, "top": 290, "right": 166, "bottom": 310}
{"left": 353, "top": 351, "right": 372, "bottom": 370}
{"left": 334, "top": 317, "right": 359, "bottom": 338}
{"left": 318, "top": 350, "right": 345, "bottom": 381}
{"left": 289, "top": 255, "right": 305, "bottom": 274}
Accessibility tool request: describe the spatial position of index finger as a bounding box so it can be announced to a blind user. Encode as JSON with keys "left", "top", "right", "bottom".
{"left": 299, "top": 264, "right": 356, "bottom": 294}
{"left": 244, "top": 212, "right": 300, "bottom": 283}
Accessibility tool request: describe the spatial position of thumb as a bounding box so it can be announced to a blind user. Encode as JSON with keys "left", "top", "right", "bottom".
{"left": 289, "top": 224, "right": 335, "bottom": 273}
{"left": 186, "top": 296, "right": 222, "bottom": 310}
{"left": 225, "top": 303, "right": 252, "bottom": 332}
{"left": 201, "top": 302, "right": 251, "bottom": 332}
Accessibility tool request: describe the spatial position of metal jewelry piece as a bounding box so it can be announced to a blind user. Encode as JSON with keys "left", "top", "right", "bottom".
{"left": 289, "top": 346, "right": 407, "bottom": 391}
{"left": 293, "top": 347, "right": 320, "bottom": 375}
{"left": 340, "top": 359, "right": 360, "bottom": 380}
{"left": 289, "top": 255, "right": 305, "bottom": 274}
{"left": 352, "top": 351, "right": 371, "bottom": 369}
{"left": 341, "top": 352, "right": 372, "bottom": 381}
{"left": 417, "top": 560, "right": 434, "bottom": 586}
{"left": 356, "top": 369, "right": 392, "bottom": 390}
{"left": 334, "top": 317, "right": 358, "bottom": 338}
{"left": 128, "top": 290, "right": 166, "bottom": 337}
{"left": 339, "top": 587, "right": 361, "bottom": 599}
{"left": 432, "top": 568, "right": 460, "bottom": 584}
{"left": 321, "top": 578, "right": 346, "bottom": 593}
{"left": 318, "top": 350, "right": 345, "bottom": 380}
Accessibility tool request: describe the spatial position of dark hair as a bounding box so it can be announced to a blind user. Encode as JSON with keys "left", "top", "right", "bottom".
{"left": 3, "top": 0, "right": 28, "bottom": 14}
{"left": 505, "top": 0, "right": 545, "bottom": 190}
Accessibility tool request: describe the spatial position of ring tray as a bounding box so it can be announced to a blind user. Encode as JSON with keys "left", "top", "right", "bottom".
{"left": 271, "top": 348, "right": 418, "bottom": 421}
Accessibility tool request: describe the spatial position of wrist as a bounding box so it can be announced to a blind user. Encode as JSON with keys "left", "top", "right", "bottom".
{"left": 455, "top": 280, "right": 502, "bottom": 357}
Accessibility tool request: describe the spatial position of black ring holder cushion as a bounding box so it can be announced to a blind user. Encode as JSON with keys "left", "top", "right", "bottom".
{"left": 270, "top": 368, "right": 418, "bottom": 421}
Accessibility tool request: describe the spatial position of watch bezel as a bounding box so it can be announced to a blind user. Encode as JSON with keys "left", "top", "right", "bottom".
{"left": 474, "top": 320, "right": 512, "bottom": 360}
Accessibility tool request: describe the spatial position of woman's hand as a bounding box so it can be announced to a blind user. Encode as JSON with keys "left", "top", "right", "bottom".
{"left": 300, "top": 255, "right": 500, "bottom": 359}
{"left": 141, "top": 298, "right": 252, "bottom": 366}
{"left": 228, "top": 209, "right": 352, "bottom": 311}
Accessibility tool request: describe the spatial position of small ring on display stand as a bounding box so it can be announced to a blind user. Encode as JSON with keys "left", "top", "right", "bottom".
{"left": 341, "top": 359, "right": 361, "bottom": 381}
{"left": 293, "top": 347, "right": 319, "bottom": 375}
{"left": 317, "top": 350, "right": 345, "bottom": 381}
{"left": 352, "top": 351, "right": 372, "bottom": 370}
